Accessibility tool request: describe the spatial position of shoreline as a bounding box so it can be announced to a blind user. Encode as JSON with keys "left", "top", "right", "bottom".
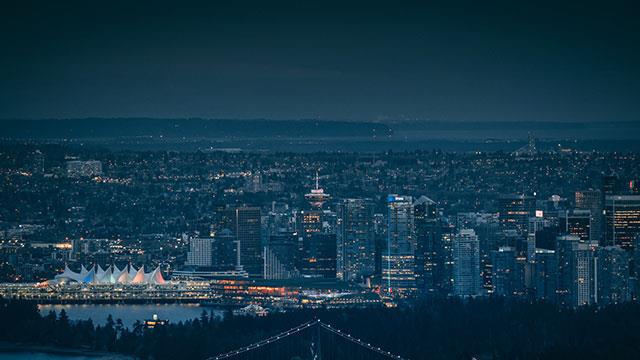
{"left": 0, "top": 342, "right": 134, "bottom": 359}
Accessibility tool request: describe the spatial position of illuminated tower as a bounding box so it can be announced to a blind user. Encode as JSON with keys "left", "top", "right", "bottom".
{"left": 305, "top": 171, "right": 331, "bottom": 208}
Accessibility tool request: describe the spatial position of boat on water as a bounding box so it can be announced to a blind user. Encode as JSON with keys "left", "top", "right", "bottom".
{"left": 143, "top": 314, "right": 168, "bottom": 329}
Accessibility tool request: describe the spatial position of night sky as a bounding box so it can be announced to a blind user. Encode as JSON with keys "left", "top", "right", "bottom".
{"left": 1, "top": 0, "right": 638, "bottom": 122}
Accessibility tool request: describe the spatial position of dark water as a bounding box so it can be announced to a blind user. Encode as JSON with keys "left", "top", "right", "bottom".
{"left": 0, "top": 353, "right": 106, "bottom": 359}
{"left": 38, "top": 304, "right": 224, "bottom": 329}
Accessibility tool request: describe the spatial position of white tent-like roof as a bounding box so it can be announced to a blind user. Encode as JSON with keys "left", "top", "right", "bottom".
{"left": 53, "top": 264, "right": 166, "bottom": 285}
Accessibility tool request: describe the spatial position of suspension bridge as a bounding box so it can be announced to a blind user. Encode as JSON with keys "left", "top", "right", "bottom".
{"left": 206, "top": 319, "right": 409, "bottom": 360}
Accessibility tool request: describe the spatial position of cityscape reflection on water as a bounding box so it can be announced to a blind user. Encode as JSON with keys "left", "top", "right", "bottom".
{"left": 38, "top": 304, "right": 224, "bottom": 328}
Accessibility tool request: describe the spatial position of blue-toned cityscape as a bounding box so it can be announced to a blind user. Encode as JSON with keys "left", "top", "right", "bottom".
{"left": 3, "top": 0, "right": 640, "bottom": 358}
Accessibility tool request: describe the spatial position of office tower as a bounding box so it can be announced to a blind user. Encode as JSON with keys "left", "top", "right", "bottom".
{"left": 298, "top": 210, "right": 324, "bottom": 238}
{"left": 267, "top": 202, "right": 295, "bottom": 235}
{"left": 556, "top": 235, "right": 597, "bottom": 307}
{"left": 227, "top": 207, "right": 262, "bottom": 277}
{"left": 264, "top": 233, "right": 300, "bottom": 280}
{"left": 299, "top": 233, "right": 337, "bottom": 278}
{"left": 186, "top": 238, "right": 214, "bottom": 267}
{"left": 498, "top": 194, "right": 536, "bottom": 235}
{"left": 596, "top": 246, "right": 630, "bottom": 305}
{"left": 604, "top": 195, "right": 640, "bottom": 250}
{"left": 66, "top": 160, "right": 103, "bottom": 178}
{"left": 559, "top": 209, "right": 591, "bottom": 242}
{"left": 575, "top": 190, "right": 604, "bottom": 243}
{"left": 414, "top": 196, "right": 441, "bottom": 295}
{"left": 534, "top": 249, "right": 557, "bottom": 302}
{"left": 383, "top": 195, "right": 416, "bottom": 296}
{"left": 491, "top": 246, "right": 517, "bottom": 297}
{"left": 212, "top": 229, "right": 239, "bottom": 270}
{"left": 457, "top": 213, "right": 502, "bottom": 295}
{"left": 555, "top": 235, "right": 578, "bottom": 307}
{"left": 336, "top": 199, "right": 375, "bottom": 282}
{"left": 452, "top": 229, "right": 481, "bottom": 297}
{"left": 373, "top": 213, "right": 386, "bottom": 277}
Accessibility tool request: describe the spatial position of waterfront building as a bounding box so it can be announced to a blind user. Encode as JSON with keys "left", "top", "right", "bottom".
{"left": 299, "top": 233, "right": 337, "bottom": 278}
{"left": 213, "top": 229, "right": 239, "bottom": 270}
{"left": 53, "top": 264, "right": 165, "bottom": 285}
{"left": 186, "top": 238, "right": 214, "bottom": 267}
{"left": 264, "top": 233, "right": 300, "bottom": 280}
{"left": 229, "top": 207, "right": 263, "bottom": 278}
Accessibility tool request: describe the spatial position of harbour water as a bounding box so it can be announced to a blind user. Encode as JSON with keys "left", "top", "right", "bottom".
{"left": 38, "top": 304, "right": 225, "bottom": 329}
{"left": 0, "top": 352, "right": 111, "bottom": 360}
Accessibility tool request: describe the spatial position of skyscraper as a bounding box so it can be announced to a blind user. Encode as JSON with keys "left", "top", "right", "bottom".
{"left": 575, "top": 190, "right": 603, "bottom": 243}
{"left": 336, "top": 198, "right": 375, "bottom": 282}
{"left": 383, "top": 195, "right": 416, "bottom": 297}
{"left": 604, "top": 195, "right": 640, "bottom": 250}
{"left": 300, "top": 233, "right": 337, "bottom": 278}
{"left": 264, "top": 233, "right": 300, "bottom": 280}
{"left": 498, "top": 194, "right": 536, "bottom": 235}
{"left": 212, "top": 229, "right": 239, "bottom": 270}
{"left": 452, "top": 229, "right": 481, "bottom": 297}
{"left": 533, "top": 248, "right": 557, "bottom": 302}
{"left": 556, "top": 235, "right": 597, "bottom": 307}
{"left": 491, "top": 246, "right": 517, "bottom": 297}
{"left": 596, "top": 246, "right": 630, "bottom": 305}
{"left": 229, "top": 207, "right": 262, "bottom": 278}
{"left": 414, "top": 196, "right": 440, "bottom": 296}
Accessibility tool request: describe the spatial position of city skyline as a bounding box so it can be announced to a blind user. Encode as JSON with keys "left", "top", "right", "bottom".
{"left": 2, "top": 1, "right": 640, "bottom": 359}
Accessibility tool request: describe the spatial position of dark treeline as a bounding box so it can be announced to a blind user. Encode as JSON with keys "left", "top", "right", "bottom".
{"left": 2, "top": 298, "right": 640, "bottom": 359}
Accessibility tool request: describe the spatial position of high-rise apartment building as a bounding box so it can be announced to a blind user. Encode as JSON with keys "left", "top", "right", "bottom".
{"left": 336, "top": 198, "right": 375, "bottom": 282}
{"left": 452, "top": 229, "right": 481, "bottom": 297}
{"left": 383, "top": 195, "right": 416, "bottom": 297}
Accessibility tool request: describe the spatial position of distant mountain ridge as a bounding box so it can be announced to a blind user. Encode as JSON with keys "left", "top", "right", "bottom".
{"left": 0, "top": 118, "right": 392, "bottom": 139}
